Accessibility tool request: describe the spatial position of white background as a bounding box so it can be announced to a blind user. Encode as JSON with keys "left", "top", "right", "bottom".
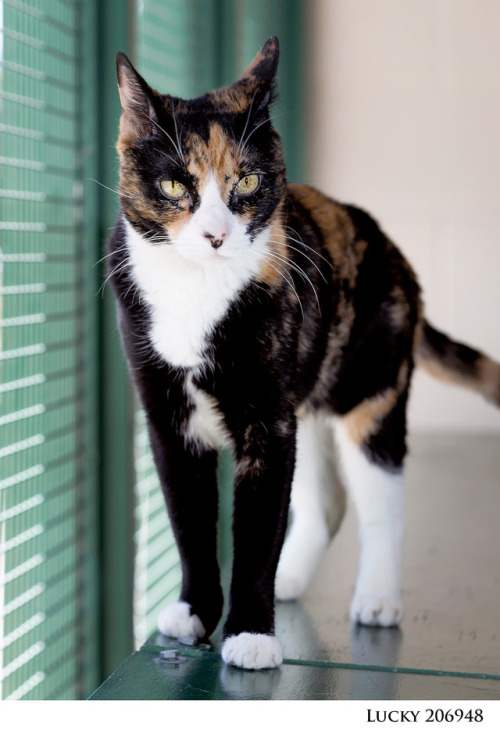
{"left": 306, "top": 0, "right": 500, "bottom": 433}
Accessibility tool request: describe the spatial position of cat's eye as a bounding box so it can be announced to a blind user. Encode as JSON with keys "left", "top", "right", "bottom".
{"left": 234, "top": 174, "right": 260, "bottom": 196}
{"left": 160, "top": 179, "right": 187, "bottom": 200}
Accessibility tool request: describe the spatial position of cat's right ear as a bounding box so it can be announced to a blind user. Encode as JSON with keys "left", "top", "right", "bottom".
{"left": 116, "top": 52, "right": 158, "bottom": 143}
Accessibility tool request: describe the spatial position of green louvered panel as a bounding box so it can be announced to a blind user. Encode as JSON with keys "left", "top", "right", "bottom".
{"left": 132, "top": 409, "right": 181, "bottom": 646}
{"left": 135, "top": 0, "right": 218, "bottom": 99}
{"left": 0, "top": 0, "right": 99, "bottom": 699}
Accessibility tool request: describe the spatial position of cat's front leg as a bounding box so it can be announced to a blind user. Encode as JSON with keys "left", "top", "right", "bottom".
{"left": 221, "top": 419, "right": 296, "bottom": 669}
{"left": 144, "top": 415, "right": 224, "bottom": 640}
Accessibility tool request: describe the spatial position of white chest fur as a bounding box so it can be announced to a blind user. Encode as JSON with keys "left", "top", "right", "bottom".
{"left": 184, "top": 374, "right": 232, "bottom": 451}
{"left": 124, "top": 218, "right": 246, "bottom": 450}
{"left": 125, "top": 218, "right": 260, "bottom": 369}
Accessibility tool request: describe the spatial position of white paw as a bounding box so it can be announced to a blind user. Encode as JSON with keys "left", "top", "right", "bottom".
{"left": 275, "top": 571, "right": 306, "bottom": 601}
{"left": 350, "top": 591, "right": 403, "bottom": 627}
{"left": 221, "top": 633, "right": 283, "bottom": 670}
{"left": 157, "top": 601, "right": 205, "bottom": 639}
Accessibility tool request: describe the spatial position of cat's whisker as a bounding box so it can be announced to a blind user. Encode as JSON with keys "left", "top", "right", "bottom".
{"left": 98, "top": 258, "right": 130, "bottom": 297}
{"left": 152, "top": 147, "right": 181, "bottom": 168}
{"left": 88, "top": 178, "right": 137, "bottom": 200}
{"left": 144, "top": 233, "right": 169, "bottom": 243}
{"left": 145, "top": 237, "right": 174, "bottom": 248}
{"left": 101, "top": 259, "right": 129, "bottom": 286}
{"left": 171, "top": 102, "right": 186, "bottom": 165}
{"left": 239, "top": 111, "right": 289, "bottom": 156}
{"left": 268, "top": 231, "right": 328, "bottom": 283}
{"left": 278, "top": 222, "right": 330, "bottom": 255}
{"left": 267, "top": 248, "right": 321, "bottom": 310}
{"left": 148, "top": 114, "right": 184, "bottom": 166}
{"left": 252, "top": 224, "right": 331, "bottom": 278}
{"left": 124, "top": 280, "right": 141, "bottom": 305}
{"left": 237, "top": 90, "right": 258, "bottom": 157}
{"left": 258, "top": 254, "right": 305, "bottom": 321}
{"left": 145, "top": 230, "right": 169, "bottom": 241}
{"left": 253, "top": 237, "right": 319, "bottom": 289}
{"left": 259, "top": 244, "right": 312, "bottom": 283}
{"left": 255, "top": 245, "right": 321, "bottom": 313}
{"left": 93, "top": 244, "right": 130, "bottom": 267}
{"left": 252, "top": 245, "right": 308, "bottom": 314}
{"left": 277, "top": 226, "right": 334, "bottom": 269}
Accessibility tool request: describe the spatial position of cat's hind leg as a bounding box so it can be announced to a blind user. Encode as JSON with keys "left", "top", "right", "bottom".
{"left": 334, "top": 387, "right": 409, "bottom": 627}
{"left": 275, "top": 411, "right": 346, "bottom": 601}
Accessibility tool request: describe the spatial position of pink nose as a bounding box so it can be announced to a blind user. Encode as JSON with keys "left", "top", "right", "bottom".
{"left": 203, "top": 231, "right": 227, "bottom": 249}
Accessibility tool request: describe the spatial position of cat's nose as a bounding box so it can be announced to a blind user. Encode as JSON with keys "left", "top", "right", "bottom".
{"left": 203, "top": 231, "right": 227, "bottom": 249}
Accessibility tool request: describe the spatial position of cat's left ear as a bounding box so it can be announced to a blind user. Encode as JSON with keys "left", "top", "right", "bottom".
{"left": 236, "top": 36, "right": 280, "bottom": 111}
{"left": 116, "top": 52, "right": 159, "bottom": 144}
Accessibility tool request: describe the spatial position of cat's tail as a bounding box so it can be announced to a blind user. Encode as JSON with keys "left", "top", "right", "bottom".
{"left": 415, "top": 320, "right": 500, "bottom": 407}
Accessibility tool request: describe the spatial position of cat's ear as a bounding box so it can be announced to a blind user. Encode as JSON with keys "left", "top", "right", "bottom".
{"left": 236, "top": 36, "right": 279, "bottom": 111}
{"left": 116, "top": 52, "right": 158, "bottom": 143}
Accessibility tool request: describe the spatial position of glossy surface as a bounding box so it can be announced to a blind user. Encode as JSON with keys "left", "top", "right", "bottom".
{"left": 90, "top": 647, "right": 500, "bottom": 701}
{"left": 90, "top": 434, "right": 500, "bottom": 699}
{"left": 275, "top": 434, "right": 500, "bottom": 676}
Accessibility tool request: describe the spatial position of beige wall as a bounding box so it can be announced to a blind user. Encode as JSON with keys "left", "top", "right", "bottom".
{"left": 306, "top": 0, "right": 500, "bottom": 432}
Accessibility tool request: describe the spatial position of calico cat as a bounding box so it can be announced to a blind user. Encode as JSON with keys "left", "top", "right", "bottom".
{"left": 109, "top": 37, "right": 500, "bottom": 670}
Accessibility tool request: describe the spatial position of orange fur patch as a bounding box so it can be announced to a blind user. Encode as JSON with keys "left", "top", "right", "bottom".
{"left": 343, "top": 361, "right": 410, "bottom": 445}
{"left": 288, "top": 183, "right": 358, "bottom": 287}
{"left": 185, "top": 124, "right": 242, "bottom": 195}
{"left": 255, "top": 215, "right": 289, "bottom": 288}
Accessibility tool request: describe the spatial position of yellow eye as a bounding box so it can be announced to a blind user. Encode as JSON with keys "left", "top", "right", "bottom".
{"left": 235, "top": 174, "right": 260, "bottom": 196}
{"left": 160, "top": 180, "right": 187, "bottom": 200}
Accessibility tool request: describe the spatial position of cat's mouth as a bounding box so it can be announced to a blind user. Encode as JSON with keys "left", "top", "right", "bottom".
{"left": 169, "top": 234, "right": 269, "bottom": 277}
{"left": 172, "top": 239, "right": 238, "bottom": 266}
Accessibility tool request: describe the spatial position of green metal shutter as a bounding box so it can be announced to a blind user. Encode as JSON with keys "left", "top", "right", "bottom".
{"left": 0, "top": 0, "right": 99, "bottom": 699}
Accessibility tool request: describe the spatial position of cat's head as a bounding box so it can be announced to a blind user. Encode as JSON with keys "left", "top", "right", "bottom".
{"left": 115, "top": 38, "right": 287, "bottom": 276}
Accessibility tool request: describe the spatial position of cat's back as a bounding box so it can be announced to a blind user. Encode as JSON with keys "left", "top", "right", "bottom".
{"left": 287, "top": 183, "right": 355, "bottom": 260}
{"left": 287, "top": 182, "right": 420, "bottom": 298}
{"left": 287, "top": 182, "right": 374, "bottom": 290}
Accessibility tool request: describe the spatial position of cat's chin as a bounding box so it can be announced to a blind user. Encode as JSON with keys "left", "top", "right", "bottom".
{"left": 174, "top": 247, "right": 259, "bottom": 276}
{"left": 174, "top": 247, "right": 236, "bottom": 268}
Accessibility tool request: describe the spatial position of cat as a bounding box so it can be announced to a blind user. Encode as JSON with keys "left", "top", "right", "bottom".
{"left": 109, "top": 37, "right": 500, "bottom": 670}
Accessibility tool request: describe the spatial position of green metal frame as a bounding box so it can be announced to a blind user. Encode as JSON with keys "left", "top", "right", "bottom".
{"left": 77, "top": 0, "right": 101, "bottom": 698}
{"left": 94, "top": 0, "right": 136, "bottom": 679}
